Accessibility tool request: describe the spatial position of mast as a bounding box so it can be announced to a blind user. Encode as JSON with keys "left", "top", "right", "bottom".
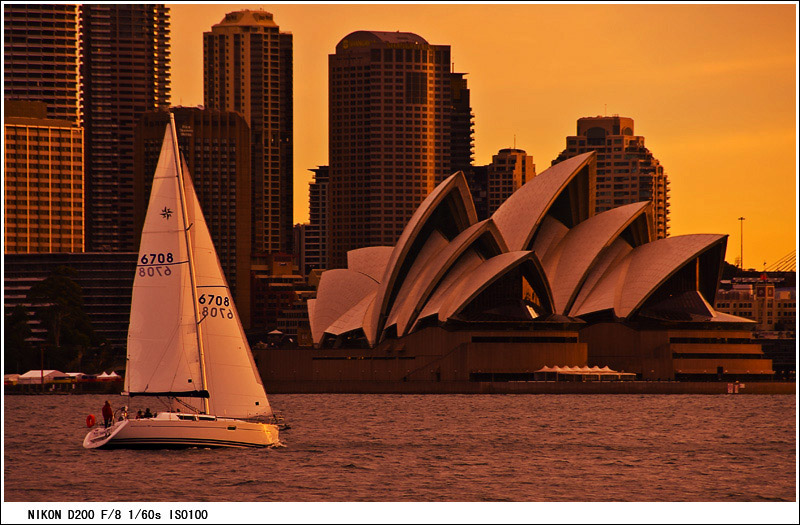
{"left": 171, "top": 113, "right": 210, "bottom": 414}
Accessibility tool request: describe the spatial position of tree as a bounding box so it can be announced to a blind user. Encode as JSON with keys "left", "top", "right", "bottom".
{"left": 3, "top": 305, "right": 34, "bottom": 373}
{"left": 27, "top": 266, "right": 99, "bottom": 370}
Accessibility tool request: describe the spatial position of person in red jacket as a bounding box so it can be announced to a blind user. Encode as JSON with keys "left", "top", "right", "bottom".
{"left": 101, "top": 400, "right": 113, "bottom": 428}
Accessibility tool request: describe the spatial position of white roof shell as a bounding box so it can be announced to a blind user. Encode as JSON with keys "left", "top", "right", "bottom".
{"left": 571, "top": 234, "right": 727, "bottom": 318}
{"left": 437, "top": 251, "right": 542, "bottom": 322}
{"left": 310, "top": 269, "right": 379, "bottom": 344}
{"left": 309, "top": 145, "right": 737, "bottom": 348}
{"left": 493, "top": 152, "right": 595, "bottom": 251}
{"left": 347, "top": 246, "right": 394, "bottom": 282}
{"left": 364, "top": 171, "right": 477, "bottom": 345}
{"left": 569, "top": 237, "right": 633, "bottom": 317}
{"left": 325, "top": 292, "right": 376, "bottom": 336}
{"left": 385, "top": 219, "right": 508, "bottom": 337}
{"left": 415, "top": 248, "right": 485, "bottom": 328}
{"left": 542, "top": 201, "right": 651, "bottom": 314}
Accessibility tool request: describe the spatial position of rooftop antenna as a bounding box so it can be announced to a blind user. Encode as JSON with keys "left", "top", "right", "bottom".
{"left": 513, "top": 134, "right": 516, "bottom": 149}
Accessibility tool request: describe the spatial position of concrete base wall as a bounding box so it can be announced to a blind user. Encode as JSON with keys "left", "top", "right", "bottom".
{"left": 580, "top": 323, "right": 773, "bottom": 381}
{"left": 255, "top": 325, "right": 588, "bottom": 383}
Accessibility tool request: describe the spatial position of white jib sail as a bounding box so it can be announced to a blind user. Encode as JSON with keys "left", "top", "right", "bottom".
{"left": 182, "top": 157, "right": 273, "bottom": 419}
{"left": 125, "top": 124, "right": 204, "bottom": 407}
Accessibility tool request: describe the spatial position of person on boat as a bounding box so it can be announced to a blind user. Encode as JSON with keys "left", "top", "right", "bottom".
{"left": 136, "top": 410, "right": 143, "bottom": 419}
{"left": 101, "top": 401, "right": 113, "bottom": 428}
{"left": 143, "top": 408, "right": 153, "bottom": 418}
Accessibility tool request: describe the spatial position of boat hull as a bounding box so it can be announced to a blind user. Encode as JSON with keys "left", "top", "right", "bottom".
{"left": 83, "top": 414, "right": 279, "bottom": 449}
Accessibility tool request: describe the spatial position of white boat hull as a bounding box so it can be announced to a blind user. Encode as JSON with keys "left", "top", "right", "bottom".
{"left": 83, "top": 413, "right": 279, "bottom": 449}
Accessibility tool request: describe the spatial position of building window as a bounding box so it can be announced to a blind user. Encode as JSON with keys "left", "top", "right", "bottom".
{"left": 405, "top": 72, "right": 426, "bottom": 104}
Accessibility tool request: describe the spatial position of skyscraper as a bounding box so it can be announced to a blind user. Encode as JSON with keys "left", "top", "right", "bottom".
{"left": 305, "top": 166, "right": 329, "bottom": 274}
{"left": 4, "top": 101, "right": 84, "bottom": 253}
{"left": 553, "top": 116, "right": 669, "bottom": 238}
{"left": 133, "top": 107, "right": 253, "bottom": 327}
{"left": 3, "top": 3, "right": 81, "bottom": 123}
{"left": 80, "top": 4, "right": 171, "bottom": 252}
{"left": 486, "top": 148, "right": 536, "bottom": 216}
{"left": 203, "top": 9, "right": 294, "bottom": 257}
{"left": 449, "top": 72, "right": 474, "bottom": 174}
{"left": 328, "top": 31, "right": 461, "bottom": 269}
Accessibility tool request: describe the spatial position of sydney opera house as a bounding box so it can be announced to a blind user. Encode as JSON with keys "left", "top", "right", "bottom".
{"left": 263, "top": 152, "right": 773, "bottom": 387}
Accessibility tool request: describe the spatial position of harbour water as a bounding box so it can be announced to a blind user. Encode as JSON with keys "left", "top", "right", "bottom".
{"left": 3, "top": 393, "right": 796, "bottom": 502}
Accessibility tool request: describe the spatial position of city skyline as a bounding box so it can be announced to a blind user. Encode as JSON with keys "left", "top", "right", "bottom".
{"left": 168, "top": 3, "right": 796, "bottom": 269}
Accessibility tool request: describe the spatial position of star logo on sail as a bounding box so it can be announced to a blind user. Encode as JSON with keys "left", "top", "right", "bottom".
{"left": 161, "top": 207, "right": 173, "bottom": 220}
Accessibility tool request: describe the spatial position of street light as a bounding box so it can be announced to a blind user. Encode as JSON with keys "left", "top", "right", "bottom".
{"left": 738, "top": 217, "right": 745, "bottom": 270}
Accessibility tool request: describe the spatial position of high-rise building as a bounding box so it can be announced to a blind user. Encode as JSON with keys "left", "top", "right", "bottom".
{"left": 293, "top": 223, "right": 308, "bottom": 277}
{"left": 486, "top": 148, "right": 535, "bottom": 216}
{"left": 449, "top": 72, "right": 474, "bottom": 174}
{"left": 4, "top": 101, "right": 84, "bottom": 253}
{"left": 133, "top": 107, "right": 253, "bottom": 327}
{"left": 305, "top": 166, "right": 329, "bottom": 274}
{"left": 80, "top": 4, "right": 171, "bottom": 252}
{"left": 3, "top": 4, "right": 81, "bottom": 123}
{"left": 328, "top": 31, "right": 461, "bottom": 269}
{"left": 553, "top": 116, "right": 670, "bottom": 238}
{"left": 4, "top": 252, "right": 137, "bottom": 350}
{"left": 203, "top": 9, "right": 294, "bottom": 257}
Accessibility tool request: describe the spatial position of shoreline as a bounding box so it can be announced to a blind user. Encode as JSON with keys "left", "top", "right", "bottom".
{"left": 4, "top": 381, "right": 796, "bottom": 395}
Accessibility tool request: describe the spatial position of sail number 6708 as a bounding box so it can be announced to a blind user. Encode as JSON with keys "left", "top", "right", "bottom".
{"left": 141, "top": 252, "right": 174, "bottom": 265}
{"left": 198, "top": 293, "right": 234, "bottom": 320}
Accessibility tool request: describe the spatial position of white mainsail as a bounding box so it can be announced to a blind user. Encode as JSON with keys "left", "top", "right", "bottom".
{"left": 125, "top": 120, "right": 272, "bottom": 420}
{"left": 125, "top": 125, "right": 202, "bottom": 404}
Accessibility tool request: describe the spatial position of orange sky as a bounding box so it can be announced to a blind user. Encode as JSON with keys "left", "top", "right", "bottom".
{"left": 168, "top": 3, "right": 797, "bottom": 270}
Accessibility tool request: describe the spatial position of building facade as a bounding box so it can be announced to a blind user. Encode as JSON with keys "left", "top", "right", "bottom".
{"left": 486, "top": 148, "right": 536, "bottom": 216}
{"left": 328, "top": 31, "right": 462, "bottom": 268}
{"left": 250, "top": 253, "right": 306, "bottom": 331}
{"left": 305, "top": 166, "right": 329, "bottom": 273}
{"left": 133, "top": 107, "right": 253, "bottom": 327}
{"left": 80, "top": 4, "right": 171, "bottom": 252}
{"left": 449, "top": 72, "right": 474, "bottom": 174}
{"left": 4, "top": 252, "right": 137, "bottom": 350}
{"left": 714, "top": 278, "right": 796, "bottom": 334}
{"left": 4, "top": 101, "right": 84, "bottom": 253}
{"left": 3, "top": 3, "right": 81, "bottom": 123}
{"left": 553, "top": 116, "right": 669, "bottom": 238}
{"left": 203, "top": 9, "right": 294, "bottom": 256}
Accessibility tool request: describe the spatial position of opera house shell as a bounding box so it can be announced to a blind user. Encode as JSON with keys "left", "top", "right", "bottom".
{"left": 304, "top": 152, "right": 773, "bottom": 383}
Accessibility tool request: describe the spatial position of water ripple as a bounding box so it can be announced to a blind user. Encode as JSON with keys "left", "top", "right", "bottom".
{"left": 3, "top": 394, "right": 796, "bottom": 501}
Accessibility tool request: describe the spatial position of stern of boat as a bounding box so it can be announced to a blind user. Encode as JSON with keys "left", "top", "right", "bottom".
{"left": 83, "top": 420, "right": 129, "bottom": 449}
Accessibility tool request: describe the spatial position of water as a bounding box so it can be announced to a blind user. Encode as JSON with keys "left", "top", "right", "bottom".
{"left": 3, "top": 394, "right": 796, "bottom": 502}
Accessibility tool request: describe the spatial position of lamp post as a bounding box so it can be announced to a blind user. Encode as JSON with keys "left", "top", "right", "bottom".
{"left": 737, "top": 217, "right": 745, "bottom": 270}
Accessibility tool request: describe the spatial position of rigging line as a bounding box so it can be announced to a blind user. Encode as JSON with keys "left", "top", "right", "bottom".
{"left": 136, "top": 261, "right": 189, "bottom": 267}
{"left": 172, "top": 114, "right": 210, "bottom": 415}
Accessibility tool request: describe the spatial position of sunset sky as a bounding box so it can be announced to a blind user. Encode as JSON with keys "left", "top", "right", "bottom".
{"left": 168, "top": 2, "right": 797, "bottom": 269}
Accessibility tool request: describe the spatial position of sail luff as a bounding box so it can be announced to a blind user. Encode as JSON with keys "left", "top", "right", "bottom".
{"left": 125, "top": 123, "right": 202, "bottom": 405}
{"left": 171, "top": 114, "right": 210, "bottom": 415}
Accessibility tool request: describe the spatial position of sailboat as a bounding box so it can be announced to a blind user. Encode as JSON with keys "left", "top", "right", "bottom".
{"left": 84, "top": 115, "right": 279, "bottom": 449}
